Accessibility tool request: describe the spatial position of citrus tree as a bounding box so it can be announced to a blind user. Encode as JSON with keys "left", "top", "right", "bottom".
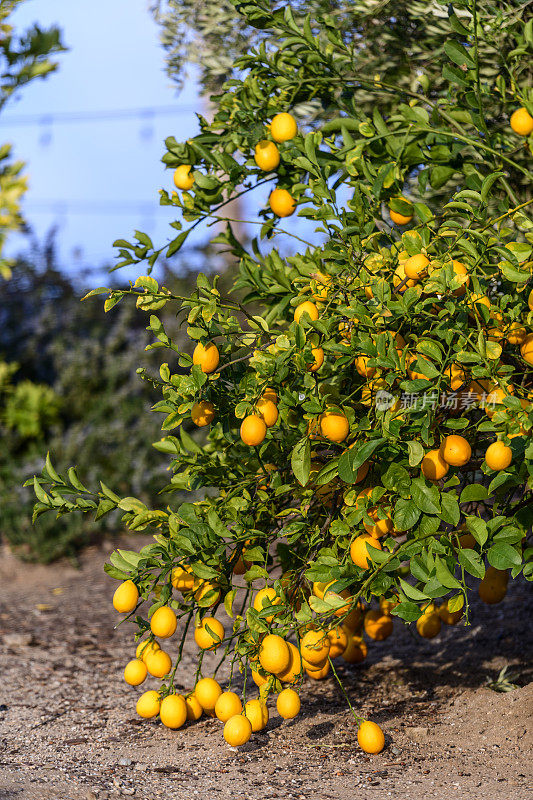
{"left": 31, "top": 0, "right": 533, "bottom": 751}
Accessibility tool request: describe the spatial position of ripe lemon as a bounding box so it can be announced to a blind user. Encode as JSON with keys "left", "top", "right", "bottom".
{"left": 173, "top": 164, "right": 194, "bottom": 190}
{"left": 438, "top": 601, "right": 463, "bottom": 625}
{"left": 294, "top": 300, "right": 319, "bottom": 323}
{"left": 160, "top": 694, "right": 187, "bottom": 729}
{"left": 135, "top": 638, "right": 160, "bottom": 661}
{"left": 389, "top": 205, "right": 413, "bottom": 226}
{"left": 342, "top": 635, "right": 368, "bottom": 663}
{"left": 124, "top": 658, "right": 147, "bottom": 686}
{"left": 252, "top": 669, "right": 267, "bottom": 687}
{"left": 171, "top": 566, "right": 196, "bottom": 592}
{"left": 510, "top": 107, "right": 533, "bottom": 136}
{"left": 327, "top": 626, "right": 348, "bottom": 658}
{"left": 277, "top": 641, "right": 302, "bottom": 684}
{"left": 485, "top": 440, "right": 512, "bottom": 471}
{"left": 358, "top": 720, "right": 385, "bottom": 754}
{"left": 364, "top": 511, "right": 394, "bottom": 540}
{"left": 262, "top": 387, "right": 278, "bottom": 404}
{"left": 478, "top": 575, "right": 507, "bottom": 604}
{"left": 277, "top": 688, "right": 301, "bottom": 719}
{"left": 150, "top": 606, "right": 177, "bottom": 638}
{"left": 404, "top": 253, "right": 429, "bottom": 280}
{"left": 244, "top": 699, "right": 268, "bottom": 731}
{"left": 450, "top": 260, "right": 470, "bottom": 297}
{"left": 269, "top": 188, "right": 296, "bottom": 217}
{"left": 421, "top": 449, "right": 449, "bottom": 481}
{"left": 319, "top": 411, "right": 349, "bottom": 443}
{"left": 520, "top": 333, "right": 533, "bottom": 365}
{"left": 270, "top": 112, "right": 297, "bottom": 142}
{"left": 309, "top": 346, "right": 324, "bottom": 372}
{"left": 194, "top": 617, "right": 225, "bottom": 650}
{"left": 355, "top": 355, "right": 377, "bottom": 379}
{"left": 416, "top": 609, "right": 441, "bottom": 639}
{"left": 300, "top": 629, "right": 330, "bottom": 666}
{"left": 350, "top": 534, "right": 382, "bottom": 569}
{"left": 112, "top": 580, "right": 139, "bottom": 613}
{"left": 444, "top": 362, "right": 466, "bottom": 391}
{"left": 256, "top": 397, "right": 279, "bottom": 427}
{"left": 305, "top": 660, "right": 330, "bottom": 680}
{"left": 185, "top": 694, "right": 203, "bottom": 721}
{"left": 136, "top": 690, "right": 161, "bottom": 719}
{"left": 253, "top": 587, "right": 282, "bottom": 622}
{"left": 194, "top": 581, "right": 220, "bottom": 606}
{"left": 254, "top": 140, "right": 280, "bottom": 171}
{"left": 195, "top": 677, "right": 222, "bottom": 712}
{"left": 145, "top": 649, "right": 172, "bottom": 678}
{"left": 215, "top": 691, "right": 243, "bottom": 722}
{"left": 223, "top": 714, "right": 252, "bottom": 746}
{"left": 364, "top": 609, "right": 393, "bottom": 641}
{"left": 192, "top": 342, "right": 220, "bottom": 373}
{"left": 440, "top": 435, "right": 471, "bottom": 467}
{"left": 191, "top": 400, "right": 215, "bottom": 427}
{"left": 259, "top": 634, "right": 291, "bottom": 675}
{"left": 506, "top": 323, "right": 527, "bottom": 345}
{"left": 240, "top": 414, "right": 267, "bottom": 446}
{"left": 379, "top": 596, "right": 398, "bottom": 615}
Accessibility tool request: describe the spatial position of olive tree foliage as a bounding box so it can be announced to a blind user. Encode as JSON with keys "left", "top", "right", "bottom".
{"left": 31, "top": 0, "right": 533, "bottom": 675}
{"left": 0, "top": 1, "right": 64, "bottom": 277}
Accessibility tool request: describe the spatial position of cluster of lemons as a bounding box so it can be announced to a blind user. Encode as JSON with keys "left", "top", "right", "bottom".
{"left": 112, "top": 578, "right": 387, "bottom": 753}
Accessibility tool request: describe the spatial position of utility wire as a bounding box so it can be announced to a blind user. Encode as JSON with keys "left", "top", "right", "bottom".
{"left": 3, "top": 104, "right": 197, "bottom": 126}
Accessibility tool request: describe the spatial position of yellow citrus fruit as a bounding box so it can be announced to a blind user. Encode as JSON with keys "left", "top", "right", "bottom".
{"left": 393, "top": 262, "right": 419, "bottom": 292}
{"left": 194, "top": 617, "right": 225, "bottom": 650}
{"left": 355, "top": 355, "right": 377, "bottom": 378}
{"left": 485, "top": 441, "right": 512, "bottom": 471}
{"left": 150, "top": 606, "right": 177, "bottom": 638}
{"left": 294, "top": 300, "right": 319, "bottom": 323}
{"left": 256, "top": 397, "right": 279, "bottom": 427}
{"left": 171, "top": 566, "right": 195, "bottom": 592}
{"left": 389, "top": 206, "right": 413, "bottom": 226}
{"left": 195, "top": 678, "right": 222, "bottom": 712}
{"left": 252, "top": 669, "right": 267, "bottom": 687}
{"left": 350, "top": 534, "right": 382, "bottom": 569}
{"left": 277, "top": 641, "right": 302, "bottom": 684}
{"left": 269, "top": 188, "right": 296, "bottom": 217}
{"left": 173, "top": 164, "right": 194, "bottom": 190}
{"left": 379, "top": 596, "right": 398, "bottom": 615}
{"left": 358, "top": 720, "right": 385, "bottom": 754}
{"left": 223, "top": 714, "right": 252, "bottom": 746}
{"left": 440, "top": 435, "right": 471, "bottom": 467}
{"left": 438, "top": 601, "right": 463, "bottom": 625}
{"left": 136, "top": 690, "right": 161, "bottom": 719}
{"left": 421, "top": 449, "right": 449, "bottom": 481}
{"left": 300, "top": 629, "right": 330, "bottom": 666}
{"left": 520, "top": 333, "right": 533, "bottom": 365}
{"left": 185, "top": 694, "right": 203, "bottom": 721}
{"left": 262, "top": 387, "right": 278, "bottom": 404}
{"left": 244, "top": 699, "right": 268, "bottom": 731}
{"left": 240, "top": 414, "right": 267, "bottom": 446}
{"left": 192, "top": 342, "right": 220, "bottom": 373}
{"left": 444, "top": 362, "right": 467, "bottom": 391}
{"left": 364, "top": 609, "right": 393, "bottom": 641}
{"left": 160, "top": 694, "right": 187, "bottom": 729}
{"left": 506, "top": 323, "right": 527, "bottom": 345}
{"left": 341, "top": 635, "right": 368, "bottom": 663}
{"left": 124, "top": 658, "right": 147, "bottom": 686}
{"left": 194, "top": 581, "right": 220, "bottom": 607}
{"left": 135, "top": 638, "right": 160, "bottom": 661}
{"left": 416, "top": 610, "right": 441, "bottom": 639}
{"left": 112, "top": 580, "right": 139, "bottom": 613}
{"left": 253, "top": 587, "right": 281, "bottom": 622}
{"left": 478, "top": 575, "right": 507, "bottom": 605}
{"left": 277, "top": 688, "right": 301, "bottom": 719}
{"left": 270, "top": 112, "right": 297, "bottom": 142}
{"left": 145, "top": 649, "right": 172, "bottom": 678}
{"left": 305, "top": 660, "right": 331, "bottom": 680}
{"left": 450, "top": 260, "right": 470, "bottom": 297}
{"left": 319, "top": 411, "right": 349, "bottom": 443}
{"left": 215, "top": 691, "right": 243, "bottom": 722}
{"left": 510, "top": 107, "right": 533, "bottom": 136}
{"left": 191, "top": 400, "right": 215, "bottom": 427}
{"left": 486, "top": 566, "right": 510, "bottom": 585}
{"left": 327, "top": 627, "right": 348, "bottom": 658}
{"left": 404, "top": 254, "right": 429, "bottom": 281}
{"left": 259, "top": 634, "right": 291, "bottom": 675}
{"left": 254, "top": 140, "right": 280, "bottom": 171}
{"left": 364, "top": 510, "right": 394, "bottom": 540}
{"left": 309, "top": 346, "right": 324, "bottom": 372}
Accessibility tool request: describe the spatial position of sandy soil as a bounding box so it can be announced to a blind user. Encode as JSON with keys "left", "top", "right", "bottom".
{"left": 0, "top": 540, "right": 531, "bottom": 800}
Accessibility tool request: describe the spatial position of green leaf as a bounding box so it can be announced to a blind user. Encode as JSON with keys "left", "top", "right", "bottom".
{"left": 440, "top": 492, "right": 460, "bottom": 526}
{"left": 399, "top": 577, "right": 430, "bottom": 600}
{"left": 487, "top": 543, "right": 522, "bottom": 570}
{"left": 291, "top": 437, "right": 311, "bottom": 486}
{"left": 391, "top": 601, "right": 423, "bottom": 621}
{"left": 457, "top": 548, "right": 485, "bottom": 578}
{"left": 434, "top": 556, "right": 462, "bottom": 589}
{"left": 465, "top": 516, "right": 488, "bottom": 546}
{"left": 407, "top": 441, "right": 424, "bottom": 467}
{"left": 444, "top": 39, "right": 475, "bottom": 69}
{"left": 393, "top": 498, "right": 421, "bottom": 532}
{"left": 338, "top": 438, "right": 384, "bottom": 483}
{"left": 460, "top": 484, "right": 488, "bottom": 503}
{"left": 411, "top": 477, "right": 441, "bottom": 515}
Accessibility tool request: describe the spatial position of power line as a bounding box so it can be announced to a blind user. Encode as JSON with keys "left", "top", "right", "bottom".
{"left": 2, "top": 104, "right": 198, "bottom": 126}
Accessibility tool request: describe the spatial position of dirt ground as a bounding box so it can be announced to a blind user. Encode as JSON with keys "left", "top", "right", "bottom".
{"left": 0, "top": 540, "right": 531, "bottom": 800}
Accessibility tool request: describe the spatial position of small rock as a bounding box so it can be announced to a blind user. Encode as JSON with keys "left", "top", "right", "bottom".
{"left": 390, "top": 745, "right": 402, "bottom": 756}
{"left": 134, "top": 763, "right": 148, "bottom": 772}
{"left": 406, "top": 726, "right": 429, "bottom": 742}
{"left": 118, "top": 757, "right": 133, "bottom": 766}
{"left": 86, "top": 792, "right": 97, "bottom": 800}
{"left": 4, "top": 632, "right": 33, "bottom": 647}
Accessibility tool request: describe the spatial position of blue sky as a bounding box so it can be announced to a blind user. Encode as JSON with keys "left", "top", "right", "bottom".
{"left": 4, "top": 0, "right": 200, "bottom": 280}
